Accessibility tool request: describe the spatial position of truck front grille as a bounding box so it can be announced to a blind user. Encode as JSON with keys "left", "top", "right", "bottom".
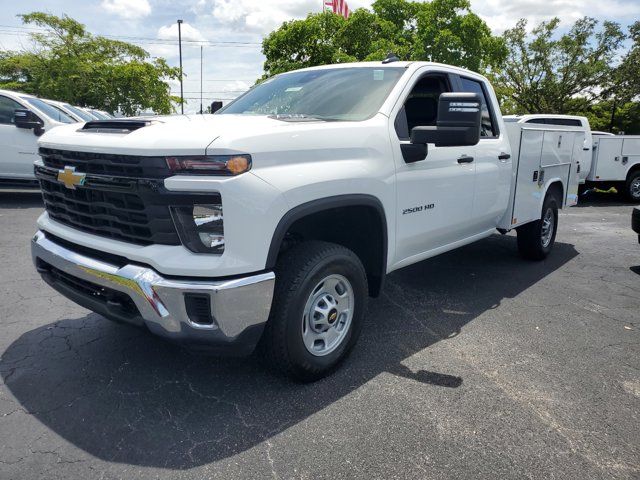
{"left": 35, "top": 155, "right": 222, "bottom": 247}
{"left": 39, "top": 176, "right": 180, "bottom": 245}
{"left": 39, "top": 148, "right": 170, "bottom": 178}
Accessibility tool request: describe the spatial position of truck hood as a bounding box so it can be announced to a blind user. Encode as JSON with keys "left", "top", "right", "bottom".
{"left": 38, "top": 114, "right": 305, "bottom": 157}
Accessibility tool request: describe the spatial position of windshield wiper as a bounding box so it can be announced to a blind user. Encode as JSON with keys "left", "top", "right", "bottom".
{"left": 268, "top": 114, "right": 326, "bottom": 122}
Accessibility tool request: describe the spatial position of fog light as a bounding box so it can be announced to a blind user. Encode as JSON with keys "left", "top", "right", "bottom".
{"left": 171, "top": 204, "right": 225, "bottom": 254}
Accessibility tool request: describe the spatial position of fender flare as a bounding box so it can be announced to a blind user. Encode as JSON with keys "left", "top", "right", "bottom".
{"left": 265, "top": 194, "right": 388, "bottom": 274}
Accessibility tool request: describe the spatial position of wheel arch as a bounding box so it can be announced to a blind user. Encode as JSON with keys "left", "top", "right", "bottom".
{"left": 626, "top": 163, "right": 640, "bottom": 182}
{"left": 266, "top": 194, "right": 388, "bottom": 297}
{"left": 542, "top": 179, "right": 565, "bottom": 209}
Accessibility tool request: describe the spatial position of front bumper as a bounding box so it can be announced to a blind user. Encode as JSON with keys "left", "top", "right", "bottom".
{"left": 633, "top": 207, "right": 640, "bottom": 244}
{"left": 31, "top": 231, "right": 275, "bottom": 355}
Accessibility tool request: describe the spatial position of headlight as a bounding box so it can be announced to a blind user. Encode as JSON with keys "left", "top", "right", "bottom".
{"left": 171, "top": 204, "right": 225, "bottom": 254}
{"left": 166, "top": 154, "right": 251, "bottom": 176}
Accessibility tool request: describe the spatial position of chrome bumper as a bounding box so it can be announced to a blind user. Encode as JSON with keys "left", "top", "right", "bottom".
{"left": 31, "top": 231, "right": 275, "bottom": 354}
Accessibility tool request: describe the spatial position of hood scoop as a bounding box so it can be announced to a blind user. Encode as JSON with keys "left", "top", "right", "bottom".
{"left": 80, "top": 119, "right": 158, "bottom": 134}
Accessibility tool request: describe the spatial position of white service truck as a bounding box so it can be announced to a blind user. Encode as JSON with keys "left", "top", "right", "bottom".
{"left": 505, "top": 114, "right": 640, "bottom": 202}
{"left": 31, "top": 61, "right": 581, "bottom": 381}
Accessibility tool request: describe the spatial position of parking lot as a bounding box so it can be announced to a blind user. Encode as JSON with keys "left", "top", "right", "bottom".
{"left": 0, "top": 190, "right": 638, "bottom": 479}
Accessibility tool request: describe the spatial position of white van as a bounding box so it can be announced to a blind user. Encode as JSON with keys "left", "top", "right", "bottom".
{"left": 0, "top": 90, "right": 75, "bottom": 187}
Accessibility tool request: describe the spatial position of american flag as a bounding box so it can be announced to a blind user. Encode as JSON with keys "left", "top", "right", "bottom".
{"left": 324, "top": 0, "right": 351, "bottom": 18}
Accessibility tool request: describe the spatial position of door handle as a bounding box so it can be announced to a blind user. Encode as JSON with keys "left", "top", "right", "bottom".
{"left": 457, "top": 155, "right": 474, "bottom": 164}
{"left": 498, "top": 152, "right": 511, "bottom": 161}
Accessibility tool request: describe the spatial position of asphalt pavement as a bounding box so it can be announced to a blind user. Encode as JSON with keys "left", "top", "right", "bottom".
{"left": 0, "top": 190, "right": 638, "bottom": 479}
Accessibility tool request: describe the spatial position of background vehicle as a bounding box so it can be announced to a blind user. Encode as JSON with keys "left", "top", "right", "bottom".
{"left": 31, "top": 62, "right": 580, "bottom": 381}
{"left": 588, "top": 135, "right": 640, "bottom": 201}
{"left": 506, "top": 114, "right": 640, "bottom": 202}
{"left": 0, "top": 89, "right": 74, "bottom": 187}
{"left": 88, "top": 109, "right": 113, "bottom": 120}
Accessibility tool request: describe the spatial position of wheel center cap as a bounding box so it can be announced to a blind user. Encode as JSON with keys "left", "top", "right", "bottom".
{"left": 328, "top": 308, "right": 338, "bottom": 325}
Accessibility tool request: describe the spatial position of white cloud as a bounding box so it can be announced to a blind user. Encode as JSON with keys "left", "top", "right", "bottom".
{"left": 471, "top": 0, "right": 640, "bottom": 33}
{"left": 101, "top": 0, "right": 152, "bottom": 19}
{"left": 209, "top": 0, "right": 320, "bottom": 34}
{"left": 157, "top": 22, "right": 206, "bottom": 42}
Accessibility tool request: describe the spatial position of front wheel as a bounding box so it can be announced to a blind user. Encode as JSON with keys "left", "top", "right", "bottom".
{"left": 260, "top": 241, "right": 368, "bottom": 382}
{"left": 517, "top": 194, "right": 559, "bottom": 260}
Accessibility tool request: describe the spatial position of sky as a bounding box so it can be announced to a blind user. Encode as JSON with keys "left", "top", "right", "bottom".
{"left": 0, "top": 0, "right": 638, "bottom": 113}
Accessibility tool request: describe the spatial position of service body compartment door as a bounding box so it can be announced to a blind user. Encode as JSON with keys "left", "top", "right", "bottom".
{"left": 511, "top": 129, "right": 544, "bottom": 226}
{"left": 590, "top": 137, "right": 624, "bottom": 181}
{"left": 565, "top": 132, "right": 582, "bottom": 206}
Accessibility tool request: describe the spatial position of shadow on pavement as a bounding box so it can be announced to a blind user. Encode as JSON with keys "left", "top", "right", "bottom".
{"left": 0, "top": 190, "right": 43, "bottom": 209}
{"left": 1, "top": 234, "right": 578, "bottom": 469}
{"left": 576, "top": 191, "right": 638, "bottom": 208}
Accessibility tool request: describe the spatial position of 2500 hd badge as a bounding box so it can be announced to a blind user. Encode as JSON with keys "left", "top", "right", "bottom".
{"left": 402, "top": 204, "right": 435, "bottom": 215}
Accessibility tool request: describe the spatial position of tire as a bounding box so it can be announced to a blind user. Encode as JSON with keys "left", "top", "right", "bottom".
{"left": 517, "top": 194, "right": 559, "bottom": 261}
{"left": 260, "top": 241, "right": 368, "bottom": 382}
{"left": 625, "top": 171, "right": 640, "bottom": 203}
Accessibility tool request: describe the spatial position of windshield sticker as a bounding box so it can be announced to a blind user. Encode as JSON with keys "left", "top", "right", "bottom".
{"left": 285, "top": 86, "right": 303, "bottom": 92}
{"left": 373, "top": 70, "right": 384, "bottom": 81}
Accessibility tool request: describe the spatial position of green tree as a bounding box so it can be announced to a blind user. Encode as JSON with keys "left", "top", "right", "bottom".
{"left": 261, "top": 0, "right": 505, "bottom": 78}
{"left": 493, "top": 17, "right": 625, "bottom": 114}
{"left": 0, "top": 12, "right": 180, "bottom": 115}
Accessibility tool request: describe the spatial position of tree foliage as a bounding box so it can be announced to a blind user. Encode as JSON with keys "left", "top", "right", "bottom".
{"left": 261, "top": 0, "right": 506, "bottom": 78}
{"left": 492, "top": 17, "right": 625, "bottom": 114}
{"left": 0, "top": 12, "right": 180, "bottom": 115}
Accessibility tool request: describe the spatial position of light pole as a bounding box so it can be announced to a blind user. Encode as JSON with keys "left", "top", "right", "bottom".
{"left": 200, "top": 45, "right": 203, "bottom": 114}
{"left": 177, "top": 19, "right": 184, "bottom": 114}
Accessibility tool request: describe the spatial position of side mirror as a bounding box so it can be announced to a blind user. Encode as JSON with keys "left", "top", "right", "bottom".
{"left": 14, "top": 109, "right": 44, "bottom": 135}
{"left": 410, "top": 93, "right": 481, "bottom": 147}
{"left": 210, "top": 101, "right": 223, "bottom": 113}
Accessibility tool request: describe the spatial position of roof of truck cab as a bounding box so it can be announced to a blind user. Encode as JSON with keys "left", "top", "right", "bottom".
{"left": 284, "top": 61, "right": 482, "bottom": 78}
{"left": 0, "top": 89, "right": 36, "bottom": 99}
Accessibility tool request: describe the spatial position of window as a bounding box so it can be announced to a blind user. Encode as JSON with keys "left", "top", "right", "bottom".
{"left": 0, "top": 95, "right": 23, "bottom": 125}
{"left": 220, "top": 67, "right": 405, "bottom": 121}
{"left": 395, "top": 74, "right": 450, "bottom": 140}
{"left": 525, "top": 118, "right": 582, "bottom": 127}
{"left": 20, "top": 97, "right": 74, "bottom": 123}
{"left": 459, "top": 77, "right": 497, "bottom": 137}
{"left": 63, "top": 104, "right": 96, "bottom": 122}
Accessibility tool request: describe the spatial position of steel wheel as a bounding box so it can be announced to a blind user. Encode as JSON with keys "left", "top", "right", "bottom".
{"left": 541, "top": 207, "right": 555, "bottom": 248}
{"left": 630, "top": 177, "right": 640, "bottom": 200}
{"left": 302, "top": 274, "right": 354, "bottom": 357}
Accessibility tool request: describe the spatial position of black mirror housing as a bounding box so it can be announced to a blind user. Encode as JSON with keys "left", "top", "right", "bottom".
{"left": 14, "top": 109, "right": 42, "bottom": 131}
{"left": 210, "top": 101, "right": 223, "bottom": 113}
{"left": 410, "top": 92, "right": 481, "bottom": 147}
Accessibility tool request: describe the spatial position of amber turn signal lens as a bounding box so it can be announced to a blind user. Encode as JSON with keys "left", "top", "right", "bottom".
{"left": 226, "top": 155, "right": 250, "bottom": 175}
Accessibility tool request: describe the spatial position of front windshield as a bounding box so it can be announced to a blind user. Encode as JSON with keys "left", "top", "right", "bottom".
{"left": 22, "top": 97, "right": 74, "bottom": 123}
{"left": 90, "top": 109, "right": 110, "bottom": 120}
{"left": 219, "top": 67, "right": 405, "bottom": 121}
{"left": 63, "top": 104, "right": 95, "bottom": 122}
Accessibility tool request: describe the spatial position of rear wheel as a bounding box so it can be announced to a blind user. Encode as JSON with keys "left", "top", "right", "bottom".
{"left": 260, "top": 241, "right": 368, "bottom": 382}
{"left": 517, "top": 194, "right": 559, "bottom": 260}
{"left": 625, "top": 171, "right": 640, "bottom": 203}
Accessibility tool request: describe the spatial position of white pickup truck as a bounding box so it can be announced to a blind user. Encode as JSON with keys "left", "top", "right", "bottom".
{"left": 31, "top": 61, "right": 581, "bottom": 381}
{"left": 506, "top": 114, "right": 640, "bottom": 202}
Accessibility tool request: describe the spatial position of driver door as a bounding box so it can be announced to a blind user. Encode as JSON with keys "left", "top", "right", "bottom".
{"left": 389, "top": 70, "right": 477, "bottom": 268}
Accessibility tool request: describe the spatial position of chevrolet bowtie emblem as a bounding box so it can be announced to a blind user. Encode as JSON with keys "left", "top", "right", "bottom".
{"left": 57, "top": 166, "right": 86, "bottom": 190}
